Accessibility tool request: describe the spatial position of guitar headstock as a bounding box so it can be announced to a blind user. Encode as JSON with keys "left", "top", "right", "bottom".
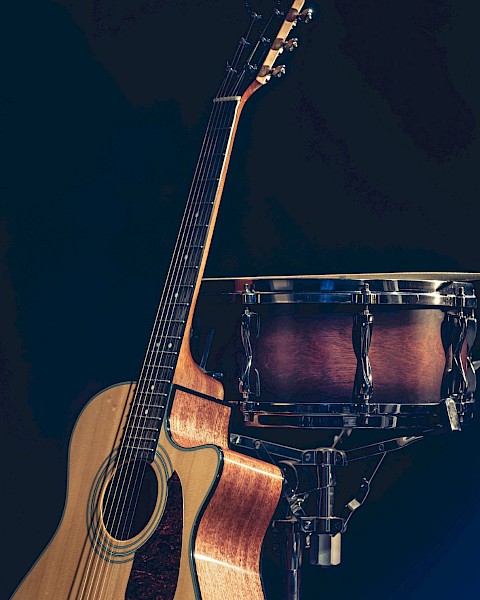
{"left": 215, "top": 0, "right": 312, "bottom": 102}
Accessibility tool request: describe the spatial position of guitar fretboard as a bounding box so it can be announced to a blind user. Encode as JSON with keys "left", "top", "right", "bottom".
{"left": 123, "top": 98, "right": 241, "bottom": 461}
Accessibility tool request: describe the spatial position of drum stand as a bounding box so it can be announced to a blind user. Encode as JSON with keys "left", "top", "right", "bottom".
{"left": 230, "top": 408, "right": 468, "bottom": 600}
{"left": 230, "top": 384, "right": 475, "bottom": 600}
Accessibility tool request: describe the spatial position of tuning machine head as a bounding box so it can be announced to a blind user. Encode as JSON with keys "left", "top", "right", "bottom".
{"left": 270, "top": 65, "right": 286, "bottom": 79}
{"left": 282, "top": 37, "right": 298, "bottom": 52}
{"left": 248, "top": 1, "right": 312, "bottom": 89}
{"left": 289, "top": 7, "right": 313, "bottom": 26}
{"left": 297, "top": 8, "right": 313, "bottom": 24}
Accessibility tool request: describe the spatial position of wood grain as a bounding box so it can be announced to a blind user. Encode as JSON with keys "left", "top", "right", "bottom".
{"left": 126, "top": 472, "right": 183, "bottom": 600}
{"left": 12, "top": 383, "right": 137, "bottom": 599}
{"left": 169, "top": 349, "right": 283, "bottom": 600}
{"left": 195, "top": 451, "right": 283, "bottom": 600}
{"left": 200, "top": 306, "right": 454, "bottom": 405}
{"left": 13, "top": 359, "right": 282, "bottom": 600}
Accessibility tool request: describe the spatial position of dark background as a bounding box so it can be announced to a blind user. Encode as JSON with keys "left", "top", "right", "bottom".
{"left": 1, "top": 0, "right": 480, "bottom": 598}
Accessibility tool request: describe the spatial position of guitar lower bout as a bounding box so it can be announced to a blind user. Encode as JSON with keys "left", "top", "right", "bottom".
{"left": 11, "top": 382, "right": 219, "bottom": 599}
{"left": 13, "top": 380, "right": 282, "bottom": 600}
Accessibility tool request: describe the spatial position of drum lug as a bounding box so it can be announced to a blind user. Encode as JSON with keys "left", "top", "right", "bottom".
{"left": 351, "top": 282, "right": 377, "bottom": 305}
{"left": 241, "top": 282, "right": 258, "bottom": 304}
{"left": 465, "top": 313, "right": 477, "bottom": 397}
{"left": 352, "top": 300, "right": 374, "bottom": 402}
{"left": 441, "top": 288, "right": 477, "bottom": 406}
{"left": 454, "top": 285, "right": 467, "bottom": 309}
{"left": 238, "top": 307, "right": 261, "bottom": 400}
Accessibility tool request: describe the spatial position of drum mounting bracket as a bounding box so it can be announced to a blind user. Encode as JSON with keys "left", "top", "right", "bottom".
{"left": 230, "top": 432, "right": 423, "bottom": 575}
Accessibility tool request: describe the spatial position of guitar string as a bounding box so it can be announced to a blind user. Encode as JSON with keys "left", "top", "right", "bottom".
{"left": 103, "top": 10, "right": 263, "bottom": 553}
{"left": 84, "top": 101, "right": 231, "bottom": 600}
{"left": 81, "top": 20, "right": 255, "bottom": 599}
{"left": 83, "top": 2, "right": 281, "bottom": 593}
{"left": 104, "top": 105, "right": 237, "bottom": 591}
{"left": 97, "top": 4, "right": 279, "bottom": 593}
{"left": 82, "top": 102, "right": 230, "bottom": 600}
{"left": 89, "top": 18, "right": 270, "bottom": 597}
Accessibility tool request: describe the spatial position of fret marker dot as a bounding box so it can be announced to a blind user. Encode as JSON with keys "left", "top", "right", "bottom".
{"left": 168, "top": 342, "right": 173, "bottom": 348}
{"left": 195, "top": 212, "right": 199, "bottom": 218}
{"left": 184, "top": 254, "right": 188, "bottom": 260}
{"left": 144, "top": 409, "right": 149, "bottom": 415}
{"left": 151, "top": 385, "right": 155, "bottom": 391}
{"left": 174, "top": 292, "right": 179, "bottom": 299}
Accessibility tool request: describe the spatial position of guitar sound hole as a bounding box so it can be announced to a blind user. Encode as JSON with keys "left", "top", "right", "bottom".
{"left": 102, "top": 459, "right": 158, "bottom": 541}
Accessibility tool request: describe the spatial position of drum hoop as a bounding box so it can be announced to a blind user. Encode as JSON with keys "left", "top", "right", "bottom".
{"left": 200, "top": 276, "right": 477, "bottom": 307}
{"left": 240, "top": 399, "right": 475, "bottom": 429}
{"left": 206, "top": 291, "right": 476, "bottom": 307}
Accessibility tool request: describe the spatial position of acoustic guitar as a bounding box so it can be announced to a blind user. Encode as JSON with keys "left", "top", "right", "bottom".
{"left": 12, "top": 2, "right": 310, "bottom": 599}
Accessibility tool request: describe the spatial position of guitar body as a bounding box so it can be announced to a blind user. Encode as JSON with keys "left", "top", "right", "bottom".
{"left": 13, "top": 349, "right": 283, "bottom": 600}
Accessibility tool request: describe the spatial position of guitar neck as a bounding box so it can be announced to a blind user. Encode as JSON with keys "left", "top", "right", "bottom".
{"left": 156, "top": 95, "right": 245, "bottom": 343}
{"left": 125, "top": 96, "right": 247, "bottom": 460}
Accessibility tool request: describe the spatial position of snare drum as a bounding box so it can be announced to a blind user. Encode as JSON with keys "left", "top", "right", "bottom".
{"left": 193, "top": 274, "right": 478, "bottom": 430}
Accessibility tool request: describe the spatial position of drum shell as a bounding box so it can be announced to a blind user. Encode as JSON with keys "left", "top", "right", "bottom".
{"left": 264, "top": 305, "right": 464, "bottom": 403}
{"left": 193, "top": 302, "right": 459, "bottom": 405}
{"left": 192, "top": 277, "right": 476, "bottom": 419}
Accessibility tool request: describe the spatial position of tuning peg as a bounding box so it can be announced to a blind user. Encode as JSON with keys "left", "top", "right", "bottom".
{"left": 282, "top": 37, "right": 298, "bottom": 52}
{"left": 264, "top": 65, "right": 286, "bottom": 83}
{"left": 271, "top": 65, "right": 286, "bottom": 78}
{"left": 297, "top": 8, "right": 313, "bottom": 24}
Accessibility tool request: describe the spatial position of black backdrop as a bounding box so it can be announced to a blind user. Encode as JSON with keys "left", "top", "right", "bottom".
{"left": 2, "top": 1, "right": 480, "bottom": 598}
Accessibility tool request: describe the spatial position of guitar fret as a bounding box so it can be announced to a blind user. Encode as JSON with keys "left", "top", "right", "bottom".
{"left": 129, "top": 417, "right": 162, "bottom": 429}
{"left": 165, "top": 301, "right": 190, "bottom": 306}
{"left": 170, "top": 323, "right": 187, "bottom": 331}
{"left": 124, "top": 434, "right": 158, "bottom": 442}
{"left": 124, "top": 444, "right": 154, "bottom": 452}
{"left": 130, "top": 413, "right": 162, "bottom": 421}
{"left": 135, "top": 397, "right": 167, "bottom": 405}
{"left": 134, "top": 402, "right": 167, "bottom": 409}
{"left": 142, "top": 358, "right": 176, "bottom": 368}
{"left": 132, "top": 402, "right": 160, "bottom": 410}
{"left": 126, "top": 426, "right": 159, "bottom": 432}
{"left": 137, "top": 384, "right": 170, "bottom": 391}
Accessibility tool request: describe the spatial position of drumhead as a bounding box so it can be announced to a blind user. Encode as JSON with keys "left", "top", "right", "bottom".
{"left": 200, "top": 273, "right": 479, "bottom": 307}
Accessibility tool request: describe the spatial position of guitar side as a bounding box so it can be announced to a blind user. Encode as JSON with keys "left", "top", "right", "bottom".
{"left": 12, "top": 362, "right": 282, "bottom": 599}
